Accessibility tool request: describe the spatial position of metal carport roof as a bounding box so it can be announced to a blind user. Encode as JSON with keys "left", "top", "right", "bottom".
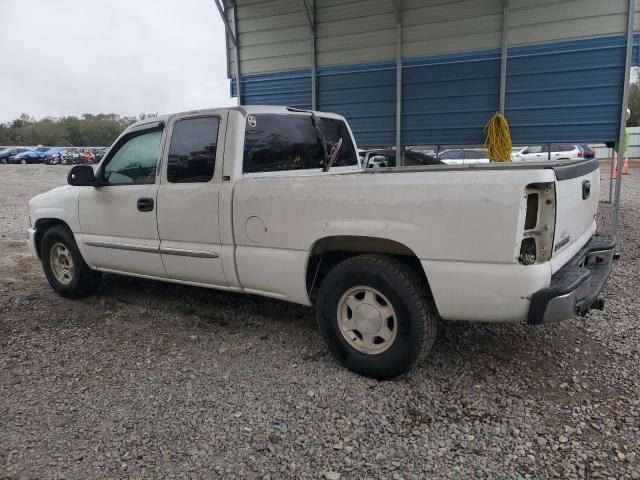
{"left": 215, "top": 0, "right": 639, "bottom": 240}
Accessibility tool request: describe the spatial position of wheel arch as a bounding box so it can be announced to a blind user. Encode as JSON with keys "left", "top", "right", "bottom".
{"left": 305, "top": 235, "right": 432, "bottom": 303}
{"left": 34, "top": 218, "right": 73, "bottom": 259}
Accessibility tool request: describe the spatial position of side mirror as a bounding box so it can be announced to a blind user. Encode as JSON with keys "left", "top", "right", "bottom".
{"left": 67, "top": 165, "right": 97, "bottom": 186}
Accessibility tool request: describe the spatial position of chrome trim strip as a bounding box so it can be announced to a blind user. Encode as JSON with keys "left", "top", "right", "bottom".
{"left": 159, "top": 247, "right": 219, "bottom": 259}
{"left": 84, "top": 240, "right": 158, "bottom": 254}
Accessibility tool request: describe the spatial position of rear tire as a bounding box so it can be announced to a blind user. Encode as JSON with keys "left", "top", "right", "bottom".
{"left": 41, "top": 225, "right": 101, "bottom": 298}
{"left": 316, "top": 254, "right": 439, "bottom": 379}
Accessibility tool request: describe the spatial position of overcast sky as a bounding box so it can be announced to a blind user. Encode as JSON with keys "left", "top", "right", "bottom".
{"left": 0, "top": 0, "right": 235, "bottom": 123}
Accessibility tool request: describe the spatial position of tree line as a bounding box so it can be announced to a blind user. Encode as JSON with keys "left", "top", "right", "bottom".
{"left": 0, "top": 113, "right": 157, "bottom": 147}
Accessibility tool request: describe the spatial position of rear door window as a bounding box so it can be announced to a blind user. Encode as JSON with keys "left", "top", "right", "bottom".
{"left": 167, "top": 116, "right": 219, "bottom": 183}
{"left": 243, "top": 113, "right": 356, "bottom": 173}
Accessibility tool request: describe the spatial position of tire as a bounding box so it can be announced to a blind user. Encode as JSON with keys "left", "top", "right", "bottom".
{"left": 20, "top": 159, "right": 27, "bottom": 165}
{"left": 316, "top": 254, "right": 438, "bottom": 379}
{"left": 40, "top": 225, "right": 101, "bottom": 299}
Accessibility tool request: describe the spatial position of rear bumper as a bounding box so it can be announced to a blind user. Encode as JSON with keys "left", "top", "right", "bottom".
{"left": 528, "top": 235, "right": 615, "bottom": 324}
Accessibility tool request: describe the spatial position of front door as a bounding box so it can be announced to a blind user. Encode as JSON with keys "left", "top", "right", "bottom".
{"left": 156, "top": 113, "right": 228, "bottom": 286}
{"left": 78, "top": 125, "right": 167, "bottom": 277}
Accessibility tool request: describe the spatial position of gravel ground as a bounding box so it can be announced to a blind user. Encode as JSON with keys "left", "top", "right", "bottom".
{"left": 1, "top": 164, "right": 639, "bottom": 479}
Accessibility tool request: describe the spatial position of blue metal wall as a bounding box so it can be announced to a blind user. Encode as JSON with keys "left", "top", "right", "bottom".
{"left": 506, "top": 35, "right": 639, "bottom": 144}
{"left": 232, "top": 34, "right": 640, "bottom": 146}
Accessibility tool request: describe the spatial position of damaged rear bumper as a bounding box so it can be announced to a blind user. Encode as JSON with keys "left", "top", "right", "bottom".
{"left": 528, "top": 235, "right": 615, "bottom": 325}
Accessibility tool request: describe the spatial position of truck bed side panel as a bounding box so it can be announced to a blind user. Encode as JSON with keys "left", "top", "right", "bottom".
{"left": 232, "top": 168, "right": 557, "bottom": 317}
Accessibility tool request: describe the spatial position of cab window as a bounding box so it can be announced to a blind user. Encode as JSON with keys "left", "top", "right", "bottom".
{"left": 103, "top": 129, "right": 162, "bottom": 185}
{"left": 167, "top": 116, "right": 219, "bottom": 183}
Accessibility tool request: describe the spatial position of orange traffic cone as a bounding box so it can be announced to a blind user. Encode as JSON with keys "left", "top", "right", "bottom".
{"left": 612, "top": 156, "right": 618, "bottom": 179}
{"left": 622, "top": 157, "right": 629, "bottom": 175}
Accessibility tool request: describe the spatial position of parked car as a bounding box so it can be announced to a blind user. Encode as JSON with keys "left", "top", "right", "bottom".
{"left": 579, "top": 145, "right": 596, "bottom": 159}
{"left": 28, "top": 106, "right": 613, "bottom": 378}
{"left": 438, "top": 149, "right": 490, "bottom": 165}
{"left": 92, "top": 147, "right": 108, "bottom": 162}
{"left": 79, "top": 149, "right": 96, "bottom": 164}
{"left": 9, "top": 146, "right": 51, "bottom": 164}
{"left": 363, "top": 149, "right": 443, "bottom": 168}
{"left": 0, "top": 147, "right": 31, "bottom": 164}
{"left": 44, "top": 147, "right": 67, "bottom": 165}
{"left": 61, "top": 148, "right": 80, "bottom": 165}
{"left": 512, "top": 144, "right": 585, "bottom": 162}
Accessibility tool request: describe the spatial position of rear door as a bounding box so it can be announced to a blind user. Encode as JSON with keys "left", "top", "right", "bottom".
{"left": 551, "top": 143, "right": 576, "bottom": 160}
{"left": 521, "top": 145, "right": 548, "bottom": 162}
{"left": 156, "top": 111, "right": 228, "bottom": 286}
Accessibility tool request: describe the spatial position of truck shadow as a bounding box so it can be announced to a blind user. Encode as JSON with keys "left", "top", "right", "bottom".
{"left": 91, "top": 272, "right": 605, "bottom": 398}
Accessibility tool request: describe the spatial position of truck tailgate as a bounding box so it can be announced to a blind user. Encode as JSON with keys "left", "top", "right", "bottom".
{"left": 551, "top": 159, "right": 600, "bottom": 269}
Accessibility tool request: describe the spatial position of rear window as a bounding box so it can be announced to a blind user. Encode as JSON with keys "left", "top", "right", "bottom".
{"left": 243, "top": 113, "right": 357, "bottom": 173}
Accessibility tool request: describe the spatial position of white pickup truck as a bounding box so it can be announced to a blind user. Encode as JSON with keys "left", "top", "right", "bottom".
{"left": 28, "top": 106, "right": 614, "bottom": 378}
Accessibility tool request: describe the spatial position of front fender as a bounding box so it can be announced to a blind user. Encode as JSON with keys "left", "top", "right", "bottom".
{"left": 29, "top": 185, "right": 81, "bottom": 232}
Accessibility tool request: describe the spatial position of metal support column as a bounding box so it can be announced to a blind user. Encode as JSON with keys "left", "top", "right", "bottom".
{"left": 214, "top": 0, "right": 242, "bottom": 105}
{"left": 608, "top": 147, "right": 615, "bottom": 204}
{"left": 393, "top": 0, "right": 402, "bottom": 165}
{"left": 499, "top": 0, "right": 509, "bottom": 113}
{"left": 611, "top": 0, "right": 635, "bottom": 241}
{"left": 299, "top": 0, "right": 316, "bottom": 110}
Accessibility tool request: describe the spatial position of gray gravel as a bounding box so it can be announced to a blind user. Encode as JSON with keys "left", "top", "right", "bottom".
{"left": 1, "top": 164, "right": 639, "bottom": 479}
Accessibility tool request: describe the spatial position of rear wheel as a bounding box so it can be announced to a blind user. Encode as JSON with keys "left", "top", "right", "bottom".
{"left": 41, "top": 225, "right": 101, "bottom": 298}
{"left": 316, "top": 254, "right": 438, "bottom": 378}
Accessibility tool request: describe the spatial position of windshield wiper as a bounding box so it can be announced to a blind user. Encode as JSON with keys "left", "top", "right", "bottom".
{"left": 323, "top": 137, "right": 343, "bottom": 172}
{"left": 307, "top": 113, "right": 342, "bottom": 172}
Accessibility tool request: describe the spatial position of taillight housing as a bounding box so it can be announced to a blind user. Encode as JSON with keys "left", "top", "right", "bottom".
{"left": 517, "top": 183, "right": 555, "bottom": 265}
{"left": 577, "top": 150, "right": 583, "bottom": 158}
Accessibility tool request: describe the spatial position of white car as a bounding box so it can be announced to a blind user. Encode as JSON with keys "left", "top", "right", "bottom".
{"left": 438, "top": 149, "right": 490, "bottom": 165}
{"left": 512, "top": 144, "right": 584, "bottom": 162}
{"left": 27, "top": 106, "right": 614, "bottom": 378}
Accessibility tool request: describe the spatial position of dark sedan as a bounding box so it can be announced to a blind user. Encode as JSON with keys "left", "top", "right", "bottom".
{"left": 0, "top": 147, "right": 31, "bottom": 164}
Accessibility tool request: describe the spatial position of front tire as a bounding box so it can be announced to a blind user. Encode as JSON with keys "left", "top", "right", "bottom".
{"left": 41, "top": 225, "right": 101, "bottom": 298}
{"left": 316, "top": 254, "right": 438, "bottom": 379}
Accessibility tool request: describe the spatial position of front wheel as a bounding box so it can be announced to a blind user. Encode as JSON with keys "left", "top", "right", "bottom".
{"left": 20, "top": 158, "right": 27, "bottom": 165}
{"left": 316, "top": 254, "right": 439, "bottom": 379}
{"left": 41, "top": 225, "right": 101, "bottom": 298}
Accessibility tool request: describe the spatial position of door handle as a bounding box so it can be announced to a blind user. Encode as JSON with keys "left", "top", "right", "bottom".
{"left": 137, "top": 197, "right": 154, "bottom": 212}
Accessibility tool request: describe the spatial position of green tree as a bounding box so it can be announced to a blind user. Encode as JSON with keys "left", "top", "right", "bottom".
{"left": 0, "top": 113, "right": 139, "bottom": 147}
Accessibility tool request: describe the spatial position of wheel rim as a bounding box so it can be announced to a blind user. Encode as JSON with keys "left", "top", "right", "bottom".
{"left": 49, "top": 242, "right": 74, "bottom": 285}
{"left": 337, "top": 286, "right": 398, "bottom": 355}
